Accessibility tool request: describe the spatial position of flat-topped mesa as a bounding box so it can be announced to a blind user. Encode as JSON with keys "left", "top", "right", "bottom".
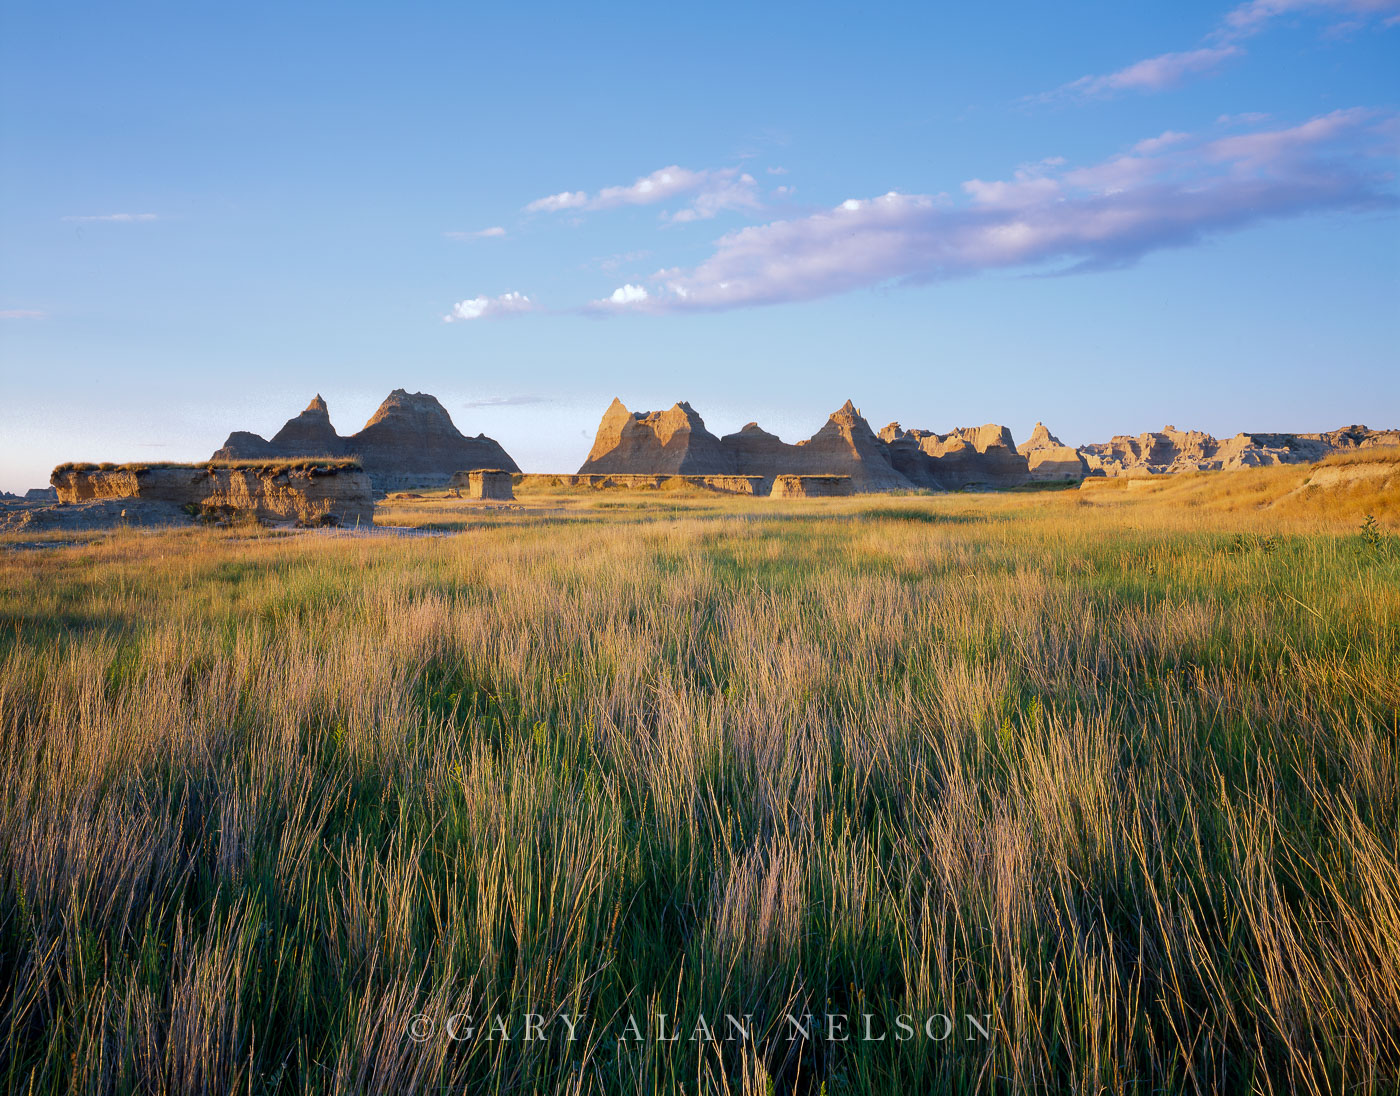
{"left": 213, "top": 389, "right": 519, "bottom": 492}
{"left": 579, "top": 398, "right": 735, "bottom": 475}
{"left": 51, "top": 461, "right": 374, "bottom": 525}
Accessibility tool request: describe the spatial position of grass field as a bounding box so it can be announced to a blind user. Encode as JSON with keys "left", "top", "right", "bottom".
{"left": 1, "top": 474, "right": 1398, "bottom": 1093}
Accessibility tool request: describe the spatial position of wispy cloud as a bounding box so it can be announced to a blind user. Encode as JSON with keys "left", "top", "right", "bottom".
{"left": 60, "top": 213, "right": 159, "bottom": 223}
{"left": 525, "top": 165, "right": 760, "bottom": 221}
{"left": 1222, "top": 0, "right": 1400, "bottom": 36}
{"left": 1039, "top": 45, "right": 1241, "bottom": 102}
{"left": 462, "top": 395, "right": 555, "bottom": 408}
{"left": 1217, "top": 111, "right": 1272, "bottom": 126}
{"left": 1034, "top": 0, "right": 1398, "bottom": 103}
{"left": 583, "top": 109, "right": 1395, "bottom": 315}
{"left": 589, "top": 249, "right": 652, "bottom": 272}
{"left": 0, "top": 309, "right": 45, "bottom": 320}
{"left": 525, "top": 191, "right": 588, "bottom": 213}
{"left": 446, "top": 226, "right": 506, "bottom": 240}
{"left": 442, "top": 291, "right": 535, "bottom": 322}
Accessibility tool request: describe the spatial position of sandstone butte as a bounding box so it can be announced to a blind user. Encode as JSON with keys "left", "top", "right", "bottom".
{"left": 50, "top": 462, "right": 374, "bottom": 526}
{"left": 213, "top": 390, "right": 519, "bottom": 492}
{"left": 578, "top": 398, "right": 1400, "bottom": 493}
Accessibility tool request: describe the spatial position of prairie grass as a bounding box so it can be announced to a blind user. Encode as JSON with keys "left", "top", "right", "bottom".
{"left": 0, "top": 483, "right": 1397, "bottom": 1094}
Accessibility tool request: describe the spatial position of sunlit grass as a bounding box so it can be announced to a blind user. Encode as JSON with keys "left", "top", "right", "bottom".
{"left": 1, "top": 479, "right": 1397, "bottom": 1093}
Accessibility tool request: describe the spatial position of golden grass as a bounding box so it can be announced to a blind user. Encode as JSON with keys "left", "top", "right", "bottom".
{"left": 1077, "top": 447, "right": 1400, "bottom": 525}
{"left": 0, "top": 482, "right": 1397, "bottom": 1093}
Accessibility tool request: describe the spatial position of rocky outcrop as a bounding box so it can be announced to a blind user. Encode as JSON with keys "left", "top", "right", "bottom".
{"left": 1017, "top": 422, "right": 1063, "bottom": 454}
{"left": 879, "top": 423, "right": 1031, "bottom": 490}
{"left": 268, "top": 394, "right": 343, "bottom": 454}
{"left": 579, "top": 399, "right": 735, "bottom": 475}
{"left": 790, "top": 402, "right": 912, "bottom": 491}
{"left": 25, "top": 486, "right": 58, "bottom": 501}
{"left": 1079, "top": 424, "right": 1400, "bottom": 477}
{"left": 51, "top": 462, "right": 373, "bottom": 525}
{"left": 1015, "top": 422, "right": 1089, "bottom": 481}
{"left": 575, "top": 399, "right": 1399, "bottom": 492}
{"left": 214, "top": 390, "right": 518, "bottom": 491}
{"left": 450, "top": 469, "right": 515, "bottom": 499}
{"left": 581, "top": 398, "right": 913, "bottom": 491}
{"left": 772, "top": 475, "right": 853, "bottom": 498}
{"left": 521, "top": 473, "right": 770, "bottom": 494}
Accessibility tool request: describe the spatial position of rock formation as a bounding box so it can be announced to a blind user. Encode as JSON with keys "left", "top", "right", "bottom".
{"left": 51, "top": 462, "right": 373, "bottom": 525}
{"left": 521, "top": 473, "right": 769, "bottom": 494}
{"left": 879, "top": 423, "right": 1031, "bottom": 490}
{"left": 771, "top": 474, "right": 854, "bottom": 498}
{"left": 1016, "top": 422, "right": 1090, "bottom": 481}
{"left": 577, "top": 399, "right": 1400, "bottom": 493}
{"left": 451, "top": 469, "right": 515, "bottom": 500}
{"left": 580, "top": 398, "right": 914, "bottom": 491}
{"left": 213, "top": 390, "right": 518, "bottom": 491}
{"left": 1079, "top": 424, "right": 1400, "bottom": 477}
{"left": 579, "top": 399, "right": 735, "bottom": 476}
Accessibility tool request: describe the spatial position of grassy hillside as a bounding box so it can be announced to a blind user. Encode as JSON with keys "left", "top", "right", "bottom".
{"left": 1, "top": 484, "right": 1397, "bottom": 1093}
{"left": 1078, "top": 447, "right": 1400, "bottom": 525}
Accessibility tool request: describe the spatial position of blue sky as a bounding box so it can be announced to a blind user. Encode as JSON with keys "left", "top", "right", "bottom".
{"left": 1, "top": 0, "right": 1397, "bottom": 491}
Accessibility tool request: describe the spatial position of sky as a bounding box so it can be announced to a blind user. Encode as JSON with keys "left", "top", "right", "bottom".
{"left": 1, "top": 0, "right": 1397, "bottom": 492}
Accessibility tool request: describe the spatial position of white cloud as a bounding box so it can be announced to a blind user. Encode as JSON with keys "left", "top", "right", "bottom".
{"left": 443, "top": 291, "right": 535, "bottom": 322}
{"left": 445, "top": 226, "right": 507, "bottom": 240}
{"left": 580, "top": 109, "right": 1394, "bottom": 315}
{"left": 606, "top": 284, "right": 649, "bottom": 305}
{"left": 0, "top": 309, "right": 45, "bottom": 319}
{"left": 462, "top": 395, "right": 554, "bottom": 408}
{"left": 1134, "top": 130, "right": 1192, "bottom": 154}
{"left": 60, "top": 213, "right": 159, "bottom": 223}
{"left": 526, "top": 165, "right": 760, "bottom": 221}
{"left": 766, "top": 166, "right": 789, "bottom": 175}
{"left": 525, "top": 191, "right": 589, "bottom": 213}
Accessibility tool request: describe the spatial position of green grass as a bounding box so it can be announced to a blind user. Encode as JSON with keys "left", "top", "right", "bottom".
{"left": 0, "top": 491, "right": 1397, "bottom": 1094}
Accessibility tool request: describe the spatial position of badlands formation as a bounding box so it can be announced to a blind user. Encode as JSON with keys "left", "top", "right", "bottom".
{"left": 214, "top": 390, "right": 519, "bottom": 491}
{"left": 50, "top": 462, "right": 374, "bottom": 526}
{"left": 579, "top": 399, "right": 1400, "bottom": 493}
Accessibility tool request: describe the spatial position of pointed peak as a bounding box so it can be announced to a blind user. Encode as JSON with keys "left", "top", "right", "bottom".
{"left": 606, "top": 396, "right": 628, "bottom": 411}
{"left": 837, "top": 399, "right": 858, "bottom": 415}
{"left": 306, "top": 394, "right": 328, "bottom": 414}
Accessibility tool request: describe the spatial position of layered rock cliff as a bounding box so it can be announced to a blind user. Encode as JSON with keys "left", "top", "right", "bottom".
{"left": 51, "top": 462, "right": 374, "bottom": 525}
{"left": 213, "top": 390, "right": 519, "bottom": 491}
